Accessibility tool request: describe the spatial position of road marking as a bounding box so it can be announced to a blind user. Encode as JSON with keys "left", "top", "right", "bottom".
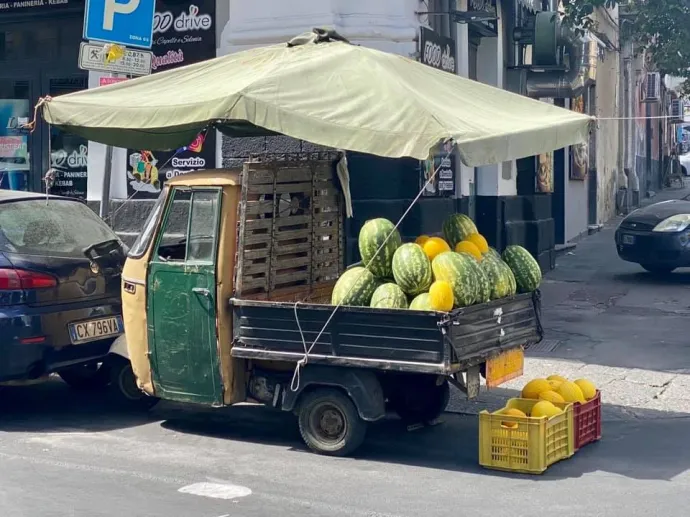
{"left": 178, "top": 482, "right": 252, "bottom": 500}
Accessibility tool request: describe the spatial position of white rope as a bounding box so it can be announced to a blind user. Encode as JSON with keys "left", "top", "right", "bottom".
{"left": 289, "top": 141, "right": 456, "bottom": 392}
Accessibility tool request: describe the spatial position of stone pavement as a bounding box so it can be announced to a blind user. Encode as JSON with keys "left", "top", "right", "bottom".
{"left": 448, "top": 183, "right": 690, "bottom": 419}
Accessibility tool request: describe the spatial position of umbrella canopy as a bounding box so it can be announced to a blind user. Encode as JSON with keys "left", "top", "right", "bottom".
{"left": 41, "top": 29, "right": 592, "bottom": 165}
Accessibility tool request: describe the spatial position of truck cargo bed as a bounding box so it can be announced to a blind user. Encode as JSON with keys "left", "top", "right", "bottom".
{"left": 230, "top": 291, "right": 543, "bottom": 374}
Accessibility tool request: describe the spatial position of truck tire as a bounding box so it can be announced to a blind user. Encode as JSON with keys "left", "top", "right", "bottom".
{"left": 58, "top": 363, "right": 110, "bottom": 390}
{"left": 297, "top": 388, "right": 367, "bottom": 456}
{"left": 108, "top": 356, "right": 159, "bottom": 410}
{"left": 387, "top": 376, "right": 450, "bottom": 425}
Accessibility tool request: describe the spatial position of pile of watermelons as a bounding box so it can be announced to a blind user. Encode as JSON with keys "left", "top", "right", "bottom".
{"left": 331, "top": 214, "right": 542, "bottom": 311}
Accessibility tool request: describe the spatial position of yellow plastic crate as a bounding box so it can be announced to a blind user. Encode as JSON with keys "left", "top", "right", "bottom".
{"left": 479, "top": 398, "right": 575, "bottom": 474}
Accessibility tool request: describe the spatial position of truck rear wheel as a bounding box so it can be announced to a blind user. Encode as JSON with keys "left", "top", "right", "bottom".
{"left": 297, "top": 388, "right": 367, "bottom": 456}
{"left": 387, "top": 376, "right": 450, "bottom": 425}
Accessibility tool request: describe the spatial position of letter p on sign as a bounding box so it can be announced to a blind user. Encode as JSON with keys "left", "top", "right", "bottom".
{"left": 103, "top": 0, "right": 140, "bottom": 31}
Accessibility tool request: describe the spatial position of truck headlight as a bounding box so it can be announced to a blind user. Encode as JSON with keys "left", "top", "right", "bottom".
{"left": 653, "top": 214, "right": 690, "bottom": 232}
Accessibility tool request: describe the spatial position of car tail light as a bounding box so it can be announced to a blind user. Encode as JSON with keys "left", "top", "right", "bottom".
{"left": 0, "top": 268, "right": 58, "bottom": 290}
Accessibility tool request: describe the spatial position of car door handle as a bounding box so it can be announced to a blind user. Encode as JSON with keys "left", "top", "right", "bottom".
{"left": 192, "top": 287, "right": 211, "bottom": 297}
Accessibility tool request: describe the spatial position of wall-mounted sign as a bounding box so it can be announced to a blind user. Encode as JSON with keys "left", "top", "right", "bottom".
{"left": 419, "top": 27, "right": 456, "bottom": 74}
{"left": 83, "top": 0, "right": 156, "bottom": 49}
{"left": 79, "top": 42, "right": 153, "bottom": 76}
{"left": 126, "top": 0, "right": 216, "bottom": 199}
{"left": 420, "top": 140, "right": 456, "bottom": 197}
{"left": 99, "top": 76, "right": 129, "bottom": 87}
{"left": 467, "top": 0, "right": 498, "bottom": 37}
{"left": 0, "top": 0, "right": 79, "bottom": 13}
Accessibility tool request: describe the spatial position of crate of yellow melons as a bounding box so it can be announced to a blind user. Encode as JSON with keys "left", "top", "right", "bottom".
{"left": 521, "top": 376, "right": 602, "bottom": 450}
{"left": 478, "top": 398, "right": 575, "bottom": 475}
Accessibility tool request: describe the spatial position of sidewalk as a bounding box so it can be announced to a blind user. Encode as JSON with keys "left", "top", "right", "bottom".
{"left": 448, "top": 183, "right": 690, "bottom": 420}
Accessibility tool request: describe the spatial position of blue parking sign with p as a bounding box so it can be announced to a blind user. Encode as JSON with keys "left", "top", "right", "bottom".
{"left": 83, "top": 0, "right": 156, "bottom": 49}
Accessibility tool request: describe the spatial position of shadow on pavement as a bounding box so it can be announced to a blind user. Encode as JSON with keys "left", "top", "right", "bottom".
{"left": 2, "top": 378, "right": 689, "bottom": 482}
{"left": 0, "top": 378, "right": 155, "bottom": 433}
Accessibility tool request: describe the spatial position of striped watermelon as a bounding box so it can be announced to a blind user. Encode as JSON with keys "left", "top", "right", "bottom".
{"left": 392, "top": 243, "right": 433, "bottom": 296}
{"left": 502, "top": 245, "right": 542, "bottom": 293}
{"left": 331, "top": 267, "right": 378, "bottom": 306}
{"left": 442, "top": 214, "right": 478, "bottom": 248}
{"left": 358, "top": 218, "right": 402, "bottom": 278}
{"left": 431, "top": 251, "right": 478, "bottom": 307}
{"left": 460, "top": 253, "right": 490, "bottom": 304}
{"left": 409, "top": 292, "right": 433, "bottom": 311}
{"left": 480, "top": 257, "right": 513, "bottom": 300}
{"left": 370, "top": 283, "right": 408, "bottom": 309}
{"left": 499, "top": 260, "right": 518, "bottom": 295}
{"left": 484, "top": 247, "right": 502, "bottom": 261}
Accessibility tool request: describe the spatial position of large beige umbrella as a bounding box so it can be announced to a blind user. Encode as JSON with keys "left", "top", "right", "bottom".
{"left": 40, "top": 29, "right": 592, "bottom": 165}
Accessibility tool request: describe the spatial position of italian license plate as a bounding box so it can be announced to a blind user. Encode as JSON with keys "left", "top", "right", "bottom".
{"left": 622, "top": 234, "right": 635, "bottom": 245}
{"left": 485, "top": 347, "right": 524, "bottom": 388}
{"left": 69, "top": 316, "right": 123, "bottom": 344}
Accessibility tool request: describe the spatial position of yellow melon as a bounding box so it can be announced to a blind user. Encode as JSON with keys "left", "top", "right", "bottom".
{"left": 521, "top": 378, "right": 551, "bottom": 399}
{"left": 428, "top": 280, "right": 454, "bottom": 312}
{"left": 574, "top": 379, "right": 597, "bottom": 401}
{"left": 466, "top": 233, "right": 489, "bottom": 254}
{"left": 530, "top": 400, "right": 562, "bottom": 419}
{"left": 556, "top": 380, "right": 586, "bottom": 403}
{"left": 415, "top": 235, "right": 431, "bottom": 246}
{"left": 454, "top": 240, "right": 482, "bottom": 261}
{"left": 500, "top": 407, "right": 526, "bottom": 428}
{"left": 547, "top": 374, "right": 568, "bottom": 383}
{"left": 539, "top": 390, "right": 566, "bottom": 404}
{"left": 547, "top": 379, "right": 562, "bottom": 390}
{"left": 423, "top": 237, "right": 451, "bottom": 261}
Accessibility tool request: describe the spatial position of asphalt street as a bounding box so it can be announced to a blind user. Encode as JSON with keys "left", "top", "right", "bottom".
{"left": 3, "top": 187, "right": 690, "bottom": 517}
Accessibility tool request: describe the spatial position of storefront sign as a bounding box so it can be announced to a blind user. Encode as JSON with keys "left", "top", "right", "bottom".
{"left": 99, "top": 76, "right": 129, "bottom": 87}
{"left": 126, "top": 0, "right": 216, "bottom": 198}
{"left": 0, "top": 0, "right": 77, "bottom": 13}
{"left": 49, "top": 137, "right": 88, "bottom": 198}
{"left": 79, "top": 42, "right": 153, "bottom": 76}
{"left": 0, "top": 100, "right": 30, "bottom": 192}
{"left": 419, "top": 27, "right": 456, "bottom": 74}
{"left": 420, "top": 140, "right": 456, "bottom": 197}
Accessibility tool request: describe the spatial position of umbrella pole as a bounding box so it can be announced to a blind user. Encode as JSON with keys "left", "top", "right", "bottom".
{"left": 100, "top": 144, "right": 113, "bottom": 220}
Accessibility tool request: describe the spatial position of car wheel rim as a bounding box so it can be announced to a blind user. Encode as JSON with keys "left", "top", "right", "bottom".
{"left": 310, "top": 403, "right": 347, "bottom": 443}
{"left": 117, "top": 365, "right": 143, "bottom": 401}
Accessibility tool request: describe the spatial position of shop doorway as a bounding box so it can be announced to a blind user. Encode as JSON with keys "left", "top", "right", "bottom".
{"left": 0, "top": 16, "right": 88, "bottom": 197}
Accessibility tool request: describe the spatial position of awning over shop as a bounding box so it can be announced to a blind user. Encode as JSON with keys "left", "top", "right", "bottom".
{"left": 40, "top": 29, "right": 592, "bottom": 166}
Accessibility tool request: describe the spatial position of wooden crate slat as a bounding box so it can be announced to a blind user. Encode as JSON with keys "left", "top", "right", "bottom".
{"left": 271, "top": 242, "right": 312, "bottom": 256}
{"left": 275, "top": 168, "right": 312, "bottom": 183}
{"left": 272, "top": 255, "right": 312, "bottom": 270}
{"left": 243, "top": 200, "right": 274, "bottom": 216}
{"left": 274, "top": 214, "right": 311, "bottom": 228}
{"left": 274, "top": 228, "right": 312, "bottom": 241}
{"left": 244, "top": 218, "right": 274, "bottom": 230}
{"left": 245, "top": 170, "right": 275, "bottom": 185}
{"left": 271, "top": 270, "right": 310, "bottom": 287}
{"left": 273, "top": 182, "right": 313, "bottom": 194}
{"left": 241, "top": 277, "right": 270, "bottom": 290}
{"left": 243, "top": 232, "right": 272, "bottom": 245}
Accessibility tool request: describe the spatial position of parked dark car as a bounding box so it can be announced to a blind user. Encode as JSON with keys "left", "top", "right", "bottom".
{"left": 615, "top": 196, "right": 690, "bottom": 273}
{"left": 0, "top": 190, "right": 151, "bottom": 406}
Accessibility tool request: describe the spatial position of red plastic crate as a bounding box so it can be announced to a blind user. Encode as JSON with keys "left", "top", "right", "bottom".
{"left": 574, "top": 390, "right": 601, "bottom": 449}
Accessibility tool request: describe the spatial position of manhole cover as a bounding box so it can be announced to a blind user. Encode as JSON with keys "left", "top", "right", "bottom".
{"left": 527, "top": 339, "right": 562, "bottom": 356}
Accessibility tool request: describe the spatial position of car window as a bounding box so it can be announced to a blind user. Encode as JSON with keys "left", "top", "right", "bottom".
{"left": 0, "top": 199, "right": 118, "bottom": 258}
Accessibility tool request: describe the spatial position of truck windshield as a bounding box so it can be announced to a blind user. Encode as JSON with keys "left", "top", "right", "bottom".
{"left": 128, "top": 187, "right": 168, "bottom": 258}
{"left": 0, "top": 199, "right": 119, "bottom": 258}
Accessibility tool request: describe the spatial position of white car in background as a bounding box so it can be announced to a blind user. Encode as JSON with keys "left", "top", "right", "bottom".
{"left": 680, "top": 151, "right": 690, "bottom": 176}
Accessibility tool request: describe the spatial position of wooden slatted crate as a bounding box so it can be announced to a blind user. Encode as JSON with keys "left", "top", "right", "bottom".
{"left": 235, "top": 153, "right": 344, "bottom": 303}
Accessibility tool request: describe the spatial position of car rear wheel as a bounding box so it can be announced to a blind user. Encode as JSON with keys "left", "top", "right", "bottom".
{"left": 58, "top": 363, "right": 110, "bottom": 390}
{"left": 108, "top": 356, "right": 159, "bottom": 410}
{"left": 641, "top": 264, "right": 676, "bottom": 274}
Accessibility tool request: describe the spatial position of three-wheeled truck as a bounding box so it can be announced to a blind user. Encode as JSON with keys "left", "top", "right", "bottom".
{"left": 121, "top": 155, "right": 543, "bottom": 456}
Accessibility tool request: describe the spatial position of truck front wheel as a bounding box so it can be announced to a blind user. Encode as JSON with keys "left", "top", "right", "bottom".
{"left": 108, "top": 356, "right": 159, "bottom": 410}
{"left": 297, "top": 388, "right": 367, "bottom": 456}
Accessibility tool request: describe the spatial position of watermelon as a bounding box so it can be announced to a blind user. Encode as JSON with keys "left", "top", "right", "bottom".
{"left": 502, "top": 245, "right": 542, "bottom": 293}
{"left": 484, "top": 247, "right": 502, "bottom": 262}
{"left": 370, "top": 283, "right": 408, "bottom": 309}
{"left": 409, "top": 292, "right": 433, "bottom": 311}
{"left": 392, "top": 243, "right": 433, "bottom": 296}
{"left": 458, "top": 252, "right": 490, "bottom": 304}
{"left": 481, "top": 257, "right": 513, "bottom": 300}
{"left": 331, "top": 267, "right": 378, "bottom": 306}
{"left": 499, "top": 260, "right": 518, "bottom": 295}
{"left": 431, "top": 251, "right": 478, "bottom": 307}
{"left": 358, "top": 218, "right": 402, "bottom": 278}
{"left": 442, "top": 214, "right": 478, "bottom": 248}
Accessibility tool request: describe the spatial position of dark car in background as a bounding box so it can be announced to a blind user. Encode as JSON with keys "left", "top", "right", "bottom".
{"left": 615, "top": 195, "right": 690, "bottom": 273}
{"left": 0, "top": 190, "right": 152, "bottom": 407}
